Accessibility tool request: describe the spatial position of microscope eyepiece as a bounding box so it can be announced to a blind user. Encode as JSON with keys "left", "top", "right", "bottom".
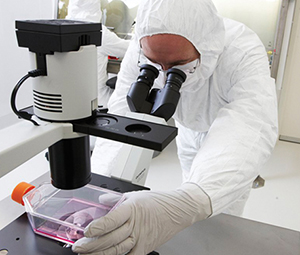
{"left": 137, "top": 64, "right": 159, "bottom": 87}
{"left": 127, "top": 65, "right": 187, "bottom": 121}
{"left": 165, "top": 68, "right": 187, "bottom": 90}
{"left": 146, "top": 67, "right": 186, "bottom": 121}
{"left": 127, "top": 64, "right": 159, "bottom": 113}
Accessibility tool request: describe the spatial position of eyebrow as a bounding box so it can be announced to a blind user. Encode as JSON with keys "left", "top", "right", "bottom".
{"left": 144, "top": 53, "right": 192, "bottom": 66}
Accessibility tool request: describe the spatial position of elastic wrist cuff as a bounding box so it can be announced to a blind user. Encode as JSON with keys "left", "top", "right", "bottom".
{"left": 179, "top": 182, "right": 213, "bottom": 218}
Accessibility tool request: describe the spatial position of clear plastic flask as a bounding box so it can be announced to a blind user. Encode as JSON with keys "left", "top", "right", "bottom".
{"left": 11, "top": 182, "right": 124, "bottom": 245}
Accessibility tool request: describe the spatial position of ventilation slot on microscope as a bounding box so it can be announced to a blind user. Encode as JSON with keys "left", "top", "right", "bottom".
{"left": 33, "top": 90, "right": 63, "bottom": 113}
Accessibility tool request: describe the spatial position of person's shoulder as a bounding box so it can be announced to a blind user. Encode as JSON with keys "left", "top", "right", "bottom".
{"left": 223, "top": 18, "right": 264, "bottom": 53}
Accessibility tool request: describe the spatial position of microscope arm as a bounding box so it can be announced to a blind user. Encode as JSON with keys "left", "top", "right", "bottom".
{"left": 111, "top": 112, "right": 168, "bottom": 186}
{"left": 0, "top": 119, "right": 81, "bottom": 178}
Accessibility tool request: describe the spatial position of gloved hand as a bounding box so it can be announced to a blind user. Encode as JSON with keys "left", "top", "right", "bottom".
{"left": 72, "top": 183, "right": 211, "bottom": 255}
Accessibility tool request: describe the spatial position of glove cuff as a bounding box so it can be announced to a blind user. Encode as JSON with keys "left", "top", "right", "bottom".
{"left": 177, "top": 182, "right": 212, "bottom": 221}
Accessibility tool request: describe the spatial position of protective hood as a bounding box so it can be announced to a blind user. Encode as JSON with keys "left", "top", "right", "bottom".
{"left": 66, "top": 0, "right": 102, "bottom": 23}
{"left": 135, "top": 0, "right": 225, "bottom": 83}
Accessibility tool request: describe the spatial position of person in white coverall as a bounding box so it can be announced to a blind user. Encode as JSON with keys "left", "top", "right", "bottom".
{"left": 66, "top": 0, "right": 130, "bottom": 108}
{"left": 73, "top": 0, "right": 278, "bottom": 254}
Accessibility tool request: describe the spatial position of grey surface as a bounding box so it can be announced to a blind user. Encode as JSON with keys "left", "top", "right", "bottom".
{"left": 156, "top": 213, "right": 300, "bottom": 255}
{"left": 1, "top": 212, "right": 299, "bottom": 255}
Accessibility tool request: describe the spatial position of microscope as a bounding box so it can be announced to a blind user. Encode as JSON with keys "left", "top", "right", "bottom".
{"left": 2, "top": 19, "right": 186, "bottom": 189}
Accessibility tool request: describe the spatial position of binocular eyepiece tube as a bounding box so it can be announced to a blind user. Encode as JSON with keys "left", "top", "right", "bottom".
{"left": 136, "top": 64, "right": 160, "bottom": 87}
{"left": 127, "top": 64, "right": 187, "bottom": 121}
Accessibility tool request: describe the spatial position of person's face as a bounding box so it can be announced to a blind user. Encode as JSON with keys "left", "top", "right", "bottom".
{"left": 140, "top": 34, "right": 200, "bottom": 71}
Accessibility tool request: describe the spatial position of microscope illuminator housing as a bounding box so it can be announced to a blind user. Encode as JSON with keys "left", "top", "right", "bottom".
{"left": 16, "top": 20, "right": 101, "bottom": 122}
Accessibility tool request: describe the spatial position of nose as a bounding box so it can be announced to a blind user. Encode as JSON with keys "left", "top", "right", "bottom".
{"left": 161, "top": 63, "right": 173, "bottom": 71}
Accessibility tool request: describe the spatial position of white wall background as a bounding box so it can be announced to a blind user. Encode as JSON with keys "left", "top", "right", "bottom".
{"left": 0, "top": 0, "right": 55, "bottom": 129}
{"left": 278, "top": 1, "right": 300, "bottom": 140}
{"left": 212, "top": 0, "right": 281, "bottom": 50}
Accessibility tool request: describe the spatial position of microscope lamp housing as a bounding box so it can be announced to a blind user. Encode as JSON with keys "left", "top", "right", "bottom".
{"left": 29, "top": 46, "right": 98, "bottom": 121}
{"left": 16, "top": 19, "right": 102, "bottom": 122}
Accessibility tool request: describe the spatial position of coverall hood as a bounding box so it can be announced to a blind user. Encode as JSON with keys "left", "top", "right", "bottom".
{"left": 66, "top": 0, "right": 102, "bottom": 22}
{"left": 135, "top": 0, "right": 225, "bottom": 82}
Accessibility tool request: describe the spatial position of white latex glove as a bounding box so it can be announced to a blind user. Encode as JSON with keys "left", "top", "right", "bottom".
{"left": 72, "top": 183, "right": 212, "bottom": 255}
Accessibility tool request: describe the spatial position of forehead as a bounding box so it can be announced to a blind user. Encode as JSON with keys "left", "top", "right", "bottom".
{"left": 140, "top": 34, "right": 198, "bottom": 64}
{"left": 140, "top": 34, "right": 195, "bottom": 54}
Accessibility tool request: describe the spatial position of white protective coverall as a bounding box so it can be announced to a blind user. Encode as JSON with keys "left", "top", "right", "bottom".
{"left": 92, "top": 0, "right": 278, "bottom": 215}
{"left": 74, "top": 0, "right": 278, "bottom": 254}
{"left": 66, "top": 0, "right": 130, "bottom": 108}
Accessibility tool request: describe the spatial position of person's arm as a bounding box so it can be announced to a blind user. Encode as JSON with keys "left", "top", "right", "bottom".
{"left": 73, "top": 183, "right": 211, "bottom": 255}
{"left": 66, "top": 0, "right": 101, "bottom": 22}
{"left": 186, "top": 46, "right": 278, "bottom": 216}
{"left": 99, "top": 26, "right": 130, "bottom": 58}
